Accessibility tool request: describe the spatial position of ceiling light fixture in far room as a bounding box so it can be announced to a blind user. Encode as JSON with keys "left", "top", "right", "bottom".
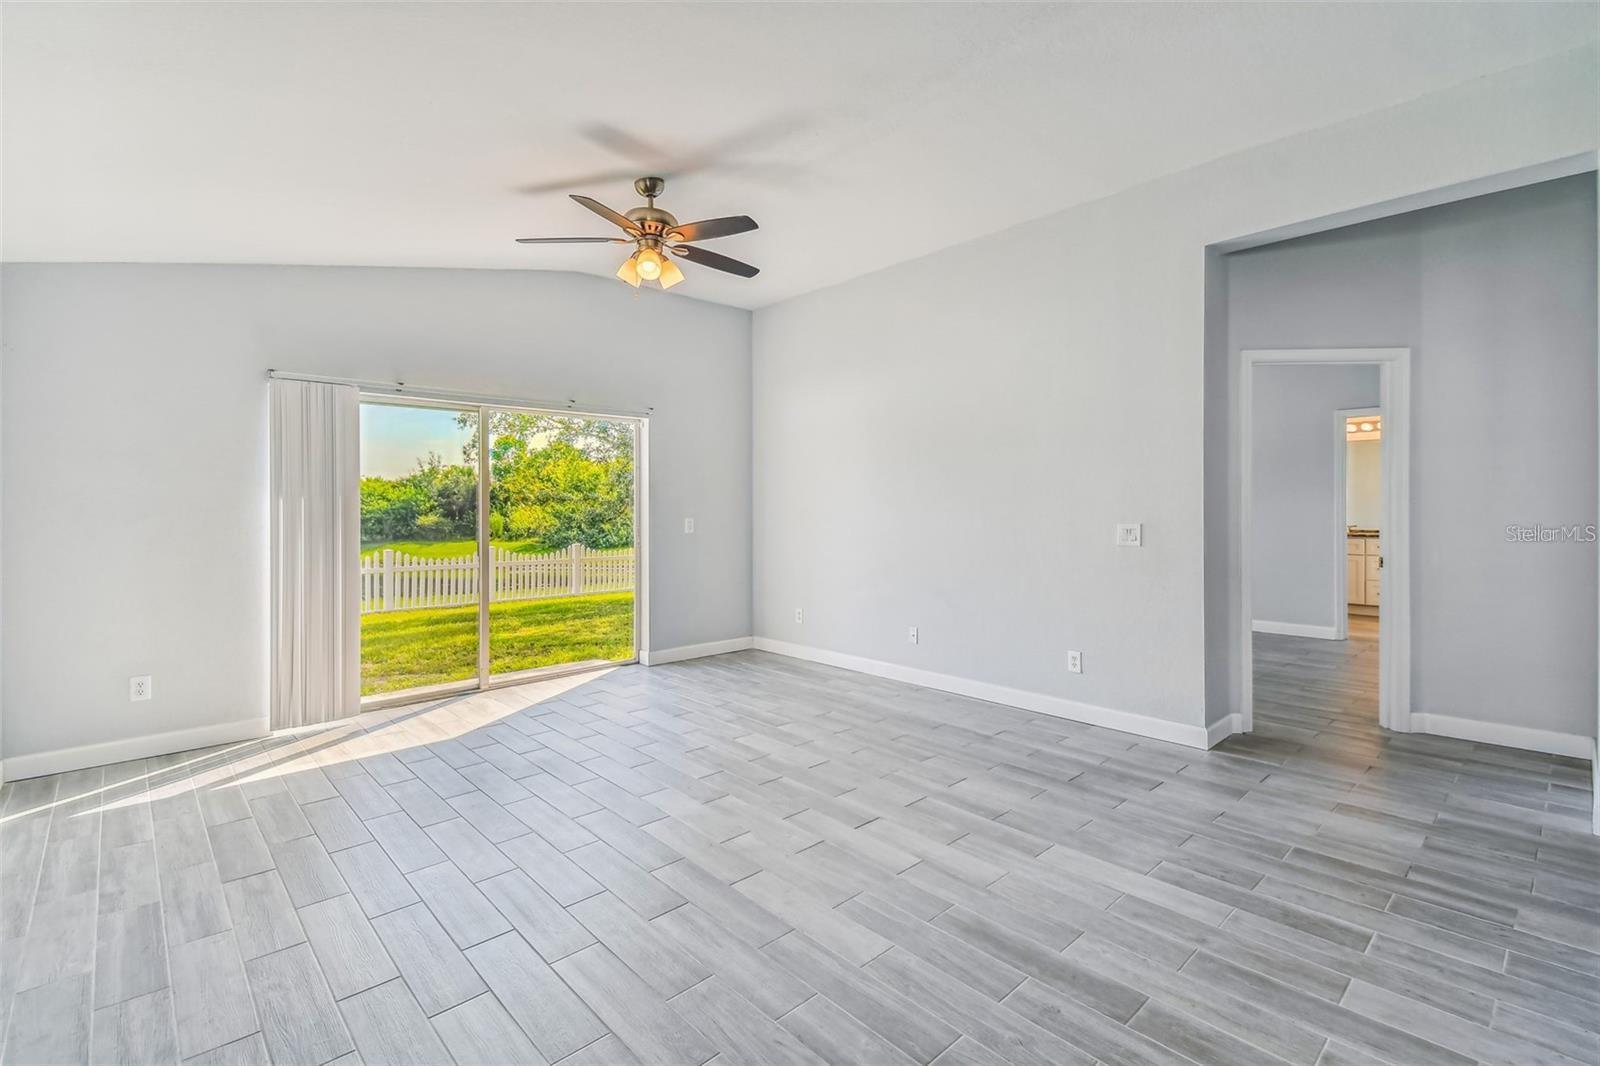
{"left": 1346, "top": 422, "right": 1357, "bottom": 432}
{"left": 517, "top": 176, "right": 758, "bottom": 291}
{"left": 1361, "top": 422, "right": 1375, "bottom": 432}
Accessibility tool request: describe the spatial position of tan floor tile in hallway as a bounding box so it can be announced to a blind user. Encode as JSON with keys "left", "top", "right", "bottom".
{"left": 2, "top": 641, "right": 1596, "bottom": 1065}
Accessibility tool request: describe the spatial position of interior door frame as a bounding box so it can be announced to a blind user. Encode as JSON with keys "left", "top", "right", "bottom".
{"left": 357, "top": 393, "right": 648, "bottom": 710}
{"left": 1239, "top": 348, "right": 1410, "bottom": 734}
{"left": 1332, "top": 405, "right": 1382, "bottom": 642}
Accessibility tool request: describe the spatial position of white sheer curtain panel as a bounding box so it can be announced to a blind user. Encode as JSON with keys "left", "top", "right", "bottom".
{"left": 270, "top": 378, "right": 361, "bottom": 729}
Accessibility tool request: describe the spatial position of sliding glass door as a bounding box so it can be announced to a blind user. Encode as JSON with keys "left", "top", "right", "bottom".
{"left": 357, "top": 398, "right": 638, "bottom": 704}
{"left": 485, "top": 412, "right": 637, "bottom": 681}
{"left": 358, "top": 402, "right": 481, "bottom": 698}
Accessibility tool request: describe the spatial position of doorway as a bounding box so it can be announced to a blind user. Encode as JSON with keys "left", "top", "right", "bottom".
{"left": 1238, "top": 347, "right": 1410, "bottom": 734}
{"left": 357, "top": 397, "right": 641, "bottom": 705}
{"left": 1339, "top": 406, "right": 1382, "bottom": 639}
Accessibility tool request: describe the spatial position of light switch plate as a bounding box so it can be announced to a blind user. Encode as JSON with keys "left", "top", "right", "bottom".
{"left": 1116, "top": 523, "right": 1142, "bottom": 547}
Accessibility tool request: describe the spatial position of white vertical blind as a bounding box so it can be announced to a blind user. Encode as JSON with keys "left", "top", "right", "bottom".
{"left": 270, "top": 378, "right": 360, "bottom": 729}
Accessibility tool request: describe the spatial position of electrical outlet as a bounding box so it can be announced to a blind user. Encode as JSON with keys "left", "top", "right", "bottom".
{"left": 908, "top": 626, "right": 919, "bottom": 645}
{"left": 1066, "top": 651, "right": 1082, "bottom": 674}
{"left": 129, "top": 675, "right": 152, "bottom": 702}
{"left": 794, "top": 607, "right": 803, "bottom": 624}
{"left": 683, "top": 517, "right": 695, "bottom": 534}
{"left": 1115, "top": 523, "right": 1142, "bottom": 547}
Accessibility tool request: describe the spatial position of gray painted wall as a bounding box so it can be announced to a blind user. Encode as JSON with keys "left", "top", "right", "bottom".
{"left": 755, "top": 53, "right": 1593, "bottom": 739}
{"left": 752, "top": 209, "right": 1209, "bottom": 728}
{"left": 756, "top": 53, "right": 1596, "bottom": 739}
{"left": 0, "top": 264, "right": 753, "bottom": 763}
{"left": 1250, "top": 364, "right": 1379, "bottom": 631}
{"left": 1227, "top": 174, "right": 1598, "bottom": 737}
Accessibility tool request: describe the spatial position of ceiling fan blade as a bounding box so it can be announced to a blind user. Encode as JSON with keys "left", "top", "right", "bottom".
{"left": 570, "top": 194, "right": 641, "bottom": 235}
{"left": 666, "top": 215, "right": 758, "bottom": 243}
{"left": 515, "top": 168, "right": 641, "bottom": 196}
{"left": 671, "top": 243, "right": 760, "bottom": 278}
{"left": 515, "top": 236, "right": 628, "bottom": 244}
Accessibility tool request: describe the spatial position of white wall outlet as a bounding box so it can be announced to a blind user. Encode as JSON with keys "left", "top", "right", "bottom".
{"left": 130, "top": 675, "right": 153, "bottom": 702}
{"left": 1066, "top": 651, "right": 1083, "bottom": 674}
{"left": 1116, "top": 522, "right": 1143, "bottom": 547}
{"left": 908, "top": 626, "right": 919, "bottom": 645}
{"left": 794, "top": 607, "right": 803, "bottom": 623}
{"left": 683, "top": 517, "right": 695, "bottom": 534}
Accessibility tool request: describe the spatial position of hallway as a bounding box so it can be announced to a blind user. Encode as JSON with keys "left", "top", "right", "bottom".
{"left": 1252, "top": 613, "right": 1380, "bottom": 742}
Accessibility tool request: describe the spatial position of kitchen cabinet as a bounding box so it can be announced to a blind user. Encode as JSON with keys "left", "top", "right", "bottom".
{"left": 1347, "top": 534, "right": 1381, "bottom": 606}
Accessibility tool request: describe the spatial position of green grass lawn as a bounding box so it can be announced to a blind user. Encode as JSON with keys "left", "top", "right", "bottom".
{"left": 360, "top": 591, "right": 634, "bottom": 696}
{"left": 361, "top": 538, "right": 556, "bottom": 559}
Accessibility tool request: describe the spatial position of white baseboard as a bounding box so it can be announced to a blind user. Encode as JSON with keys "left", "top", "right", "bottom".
{"left": 1, "top": 717, "right": 269, "bottom": 782}
{"left": 1206, "top": 713, "right": 1244, "bottom": 748}
{"left": 641, "top": 637, "right": 754, "bottom": 666}
{"left": 752, "top": 637, "right": 1211, "bottom": 749}
{"left": 1410, "top": 713, "right": 1595, "bottom": 761}
{"left": 1252, "top": 620, "right": 1339, "bottom": 640}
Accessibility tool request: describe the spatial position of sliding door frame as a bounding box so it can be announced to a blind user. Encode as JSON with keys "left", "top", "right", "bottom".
{"left": 477, "top": 412, "right": 493, "bottom": 683}
{"left": 357, "top": 392, "right": 648, "bottom": 710}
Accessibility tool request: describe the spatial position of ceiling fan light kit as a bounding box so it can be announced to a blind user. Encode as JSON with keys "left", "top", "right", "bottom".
{"left": 517, "top": 175, "right": 759, "bottom": 290}
{"left": 634, "top": 246, "right": 664, "bottom": 280}
{"left": 615, "top": 246, "right": 684, "bottom": 290}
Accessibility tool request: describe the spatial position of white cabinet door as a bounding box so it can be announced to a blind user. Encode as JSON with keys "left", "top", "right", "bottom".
{"left": 1347, "top": 555, "right": 1365, "bottom": 605}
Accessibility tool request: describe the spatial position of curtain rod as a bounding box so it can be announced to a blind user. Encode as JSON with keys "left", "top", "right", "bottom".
{"left": 266, "top": 370, "right": 653, "bottom": 420}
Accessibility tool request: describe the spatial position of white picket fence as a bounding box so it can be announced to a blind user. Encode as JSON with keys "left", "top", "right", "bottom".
{"left": 360, "top": 544, "right": 634, "bottom": 614}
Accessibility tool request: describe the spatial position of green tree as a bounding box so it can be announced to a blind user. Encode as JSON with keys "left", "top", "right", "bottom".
{"left": 361, "top": 417, "right": 634, "bottom": 550}
{"left": 360, "top": 477, "right": 430, "bottom": 542}
{"left": 406, "top": 454, "right": 478, "bottom": 537}
{"left": 498, "top": 440, "right": 632, "bottom": 549}
{"left": 457, "top": 413, "right": 634, "bottom": 550}
{"left": 458, "top": 411, "right": 634, "bottom": 465}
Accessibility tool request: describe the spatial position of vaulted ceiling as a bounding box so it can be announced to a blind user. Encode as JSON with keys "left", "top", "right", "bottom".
{"left": 5, "top": 3, "right": 1594, "bottom": 308}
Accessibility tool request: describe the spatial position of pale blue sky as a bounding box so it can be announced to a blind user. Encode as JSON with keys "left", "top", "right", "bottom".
{"left": 360, "top": 402, "right": 476, "bottom": 478}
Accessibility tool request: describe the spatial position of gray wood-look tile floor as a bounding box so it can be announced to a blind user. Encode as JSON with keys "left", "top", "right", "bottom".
{"left": 3, "top": 627, "right": 1596, "bottom": 1065}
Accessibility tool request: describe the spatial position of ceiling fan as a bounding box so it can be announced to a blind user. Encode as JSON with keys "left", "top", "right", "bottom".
{"left": 516, "top": 176, "right": 759, "bottom": 290}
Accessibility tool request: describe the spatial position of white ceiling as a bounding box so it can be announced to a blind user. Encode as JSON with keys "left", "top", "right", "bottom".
{"left": 5, "top": 3, "right": 1595, "bottom": 309}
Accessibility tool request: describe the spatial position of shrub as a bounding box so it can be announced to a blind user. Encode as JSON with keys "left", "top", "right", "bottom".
{"left": 361, "top": 478, "right": 429, "bottom": 542}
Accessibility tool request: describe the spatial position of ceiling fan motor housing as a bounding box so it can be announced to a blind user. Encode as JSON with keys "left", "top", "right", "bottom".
{"left": 626, "top": 178, "right": 677, "bottom": 247}
{"left": 626, "top": 208, "right": 676, "bottom": 247}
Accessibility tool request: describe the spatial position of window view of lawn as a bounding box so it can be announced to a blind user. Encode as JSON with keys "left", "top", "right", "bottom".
{"left": 360, "top": 591, "right": 634, "bottom": 695}
{"left": 361, "top": 538, "right": 543, "bottom": 558}
{"left": 360, "top": 404, "right": 636, "bottom": 698}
